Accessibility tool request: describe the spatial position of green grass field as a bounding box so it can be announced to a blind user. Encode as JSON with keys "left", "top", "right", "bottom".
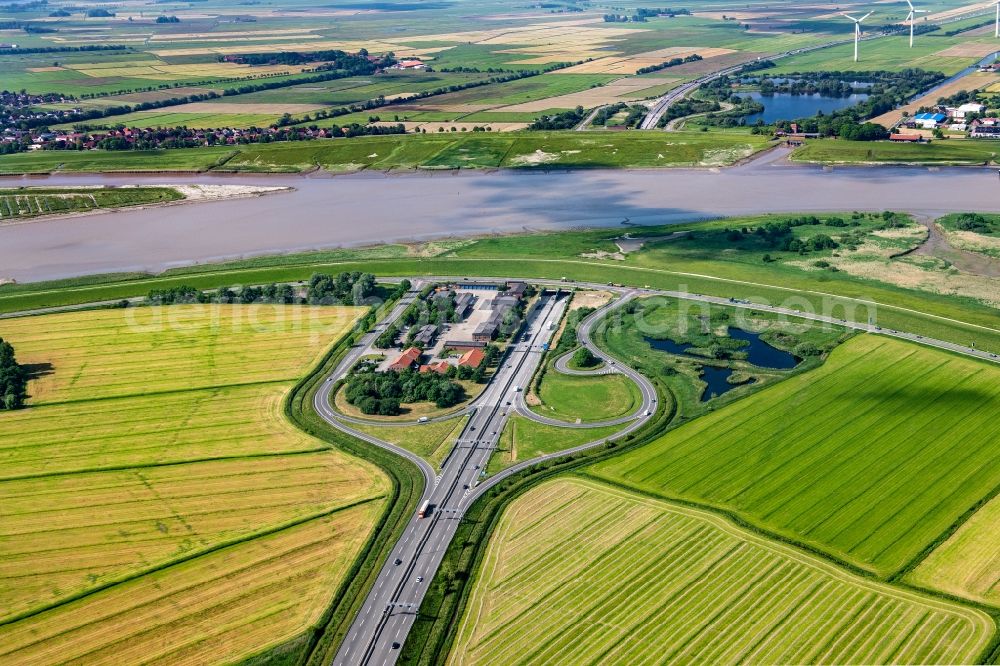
{"left": 590, "top": 334, "right": 1000, "bottom": 577}
{"left": 349, "top": 415, "right": 469, "bottom": 467}
{"left": 532, "top": 370, "right": 640, "bottom": 423}
{"left": 0, "top": 186, "right": 183, "bottom": 221}
{"left": 792, "top": 138, "right": 1000, "bottom": 165}
{"left": 0, "top": 147, "right": 237, "bottom": 174}
{"left": 767, "top": 34, "right": 975, "bottom": 75}
{"left": 0, "top": 305, "right": 389, "bottom": 665}
{"left": 449, "top": 477, "right": 994, "bottom": 666}
{"left": 487, "top": 415, "right": 623, "bottom": 475}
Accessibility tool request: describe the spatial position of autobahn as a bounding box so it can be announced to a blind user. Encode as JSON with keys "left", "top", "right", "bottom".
{"left": 310, "top": 275, "right": 999, "bottom": 663}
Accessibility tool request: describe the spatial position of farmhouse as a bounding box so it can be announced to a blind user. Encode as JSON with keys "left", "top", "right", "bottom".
{"left": 419, "top": 361, "right": 450, "bottom": 374}
{"left": 396, "top": 59, "right": 426, "bottom": 70}
{"left": 389, "top": 347, "right": 422, "bottom": 371}
{"left": 458, "top": 348, "right": 486, "bottom": 368}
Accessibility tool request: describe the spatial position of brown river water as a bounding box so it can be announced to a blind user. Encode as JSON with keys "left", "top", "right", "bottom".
{"left": 3, "top": 161, "right": 1000, "bottom": 282}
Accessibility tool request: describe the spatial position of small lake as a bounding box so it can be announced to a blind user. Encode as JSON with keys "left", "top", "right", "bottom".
{"left": 728, "top": 329, "right": 798, "bottom": 369}
{"left": 644, "top": 328, "right": 798, "bottom": 401}
{"left": 700, "top": 366, "right": 752, "bottom": 402}
{"left": 742, "top": 92, "right": 870, "bottom": 124}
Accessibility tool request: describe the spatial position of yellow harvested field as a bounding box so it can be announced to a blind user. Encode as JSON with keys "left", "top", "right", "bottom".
{"left": 0, "top": 305, "right": 388, "bottom": 663}
{"left": 907, "top": 494, "right": 1000, "bottom": 605}
{"left": 557, "top": 47, "right": 736, "bottom": 75}
{"left": 935, "top": 42, "right": 1000, "bottom": 58}
{"left": 871, "top": 71, "right": 998, "bottom": 126}
{"left": 450, "top": 478, "right": 994, "bottom": 666}
{"left": 63, "top": 60, "right": 302, "bottom": 80}
{"left": 150, "top": 101, "right": 327, "bottom": 114}
{"left": 1, "top": 305, "right": 362, "bottom": 404}
{"left": 0, "top": 383, "right": 326, "bottom": 478}
{"left": 923, "top": 0, "right": 995, "bottom": 23}
{"left": 148, "top": 28, "right": 322, "bottom": 42}
{"left": 0, "top": 504, "right": 384, "bottom": 666}
{"left": 152, "top": 40, "right": 449, "bottom": 59}
{"left": 1, "top": 452, "right": 386, "bottom": 621}
{"left": 498, "top": 77, "right": 674, "bottom": 112}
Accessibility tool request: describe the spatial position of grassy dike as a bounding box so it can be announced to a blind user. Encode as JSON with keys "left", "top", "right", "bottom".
{"left": 399, "top": 378, "right": 676, "bottom": 665}
{"left": 243, "top": 303, "right": 427, "bottom": 666}
{"left": 4, "top": 254, "right": 1000, "bottom": 354}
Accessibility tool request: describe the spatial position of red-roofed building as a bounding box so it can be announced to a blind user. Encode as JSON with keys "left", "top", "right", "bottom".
{"left": 389, "top": 347, "right": 422, "bottom": 372}
{"left": 458, "top": 348, "right": 486, "bottom": 368}
{"left": 397, "top": 59, "right": 425, "bottom": 69}
{"left": 419, "top": 361, "right": 450, "bottom": 375}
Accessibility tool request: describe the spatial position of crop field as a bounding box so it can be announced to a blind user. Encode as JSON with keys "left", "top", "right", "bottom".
{"left": 0, "top": 186, "right": 182, "bottom": 222}
{"left": 591, "top": 335, "right": 1000, "bottom": 577}
{"left": 70, "top": 110, "right": 287, "bottom": 131}
{"left": 449, "top": 478, "right": 994, "bottom": 666}
{"left": 532, "top": 370, "right": 640, "bottom": 422}
{"left": 767, "top": 34, "right": 980, "bottom": 75}
{"left": 0, "top": 305, "right": 389, "bottom": 664}
{"left": 907, "top": 493, "right": 1000, "bottom": 606}
{"left": 488, "top": 415, "right": 623, "bottom": 474}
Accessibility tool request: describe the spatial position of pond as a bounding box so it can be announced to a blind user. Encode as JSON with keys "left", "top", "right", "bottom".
{"left": 742, "top": 92, "right": 870, "bottom": 124}
{"left": 700, "top": 366, "right": 752, "bottom": 402}
{"left": 728, "top": 328, "right": 798, "bottom": 369}
{"left": 644, "top": 328, "right": 799, "bottom": 401}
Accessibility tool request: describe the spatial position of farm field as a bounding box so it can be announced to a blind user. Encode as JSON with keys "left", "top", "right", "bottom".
{"left": 449, "top": 477, "right": 994, "bottom": 666}
{"left": 0, "top": 305, "right": 389, "bottom": 664}
{"left": 0, "top": 186, "right": 182, "bottom": 222}
{"left": 590, "top": 334, "right": 1000, "bottom": 577}
{"left": 531, "top": 370, "right": 640, "bottom": 422}
{"left": 906, "top": 493, "right": 1000, "bottom": 606}
{"left": 767, "top": 33, "right": 982, "bottom": 75}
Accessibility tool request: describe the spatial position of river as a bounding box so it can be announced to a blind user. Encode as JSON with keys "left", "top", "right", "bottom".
{"left": 3, "top": 159, "right": 1000, "bottom": 282}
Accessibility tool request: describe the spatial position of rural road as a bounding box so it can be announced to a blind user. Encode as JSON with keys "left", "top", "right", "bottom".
{"left": 11, "top": 163, "right": 1000, "bottom": 283}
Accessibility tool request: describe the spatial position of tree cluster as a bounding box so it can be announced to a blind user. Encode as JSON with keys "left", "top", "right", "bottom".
{"left": 344, "top": 368, "right": 465, "bottom": 415}
{"left": 307, "top": 271, "right": 377, "bottom": 305}
{"left": 952, "top": 213, "right": 997, "bottom": 234}
{"left": 529, "top": 105, "right": 586, "bottom": 130}
{"left": 0, "top": 337, "right": 26, "bottom": 410}
{"left": 572, "top": 347, "right": 601, "bottom": 368}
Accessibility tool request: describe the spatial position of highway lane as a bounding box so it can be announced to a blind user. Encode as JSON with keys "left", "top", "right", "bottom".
{"left": 333, "top": 291, "right": 578, "bottom": 665}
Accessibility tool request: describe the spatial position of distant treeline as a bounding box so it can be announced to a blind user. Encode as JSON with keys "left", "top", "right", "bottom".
{"left": 226, "top": 49, "right": 393, "bottom": 71}
{"left": 604, "top": 6, "right": 689, "bottom": 21}
{"left": 0, "top": 44, "right": 126, "bottom": 55}
{"left": 636, "top": 53, "right": 701, "bottom": 75}
{"left": 0, "top": 0, "right": 46, "bottom": 12}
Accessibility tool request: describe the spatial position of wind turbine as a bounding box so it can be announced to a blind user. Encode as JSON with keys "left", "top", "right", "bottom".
{"left": 841, "top": 11, "right": 873, "bottom": 62}
{"left": 994, "top": 0, "right": 999, "bottom": 38}
{"left": 904, "top": 0, "right": 928, "bottom": 47}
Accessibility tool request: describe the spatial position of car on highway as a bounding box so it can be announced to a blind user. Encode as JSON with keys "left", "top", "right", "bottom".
{"left": 415, "top": 576, "right": 423, "bottom": 583}
{"left": 394, "top": 558, "right": 402, "bottom": 565}
{"left": 392, "top": 642, "right": 400, "bottom": 650}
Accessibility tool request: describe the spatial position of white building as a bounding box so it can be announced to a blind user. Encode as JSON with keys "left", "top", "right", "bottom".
{"left": 950, "top": 103, "right": 986, "bottom": 120}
